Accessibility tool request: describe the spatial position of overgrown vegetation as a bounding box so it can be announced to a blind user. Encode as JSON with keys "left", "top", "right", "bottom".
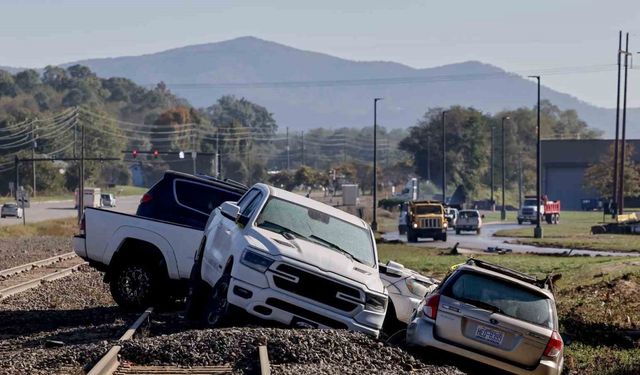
{"left": 0, "top": 217, "right": 77, "bottom": 238}
{"left": 377, "top": 243, "right": 640, "bottom": 375}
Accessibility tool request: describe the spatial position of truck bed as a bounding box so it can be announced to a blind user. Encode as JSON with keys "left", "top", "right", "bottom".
{"left": 75, "top": 207, "right": 204, "bottom": 280}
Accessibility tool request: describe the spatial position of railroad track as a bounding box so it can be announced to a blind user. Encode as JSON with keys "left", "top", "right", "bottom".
{"left": 0, "top": 253, "right": 86, "bottom": 300}
{"left": 87, "top": 309, "right": 272, "bottom": 375}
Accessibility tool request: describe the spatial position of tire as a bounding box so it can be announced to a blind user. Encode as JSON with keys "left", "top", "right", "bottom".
{"left": 109, "top": 262, "right": 161, "bottom": 311}
{"left": 440, "top": 233, "right": 447, "bottom": 242}
{"left": 201, "top": 274, "right": 231, "bottom": 327}
{"left": 555, "top": 214, "right": 560, "bottom": 224}
{"left": 1, "top": 215, "right": 4, "bottom": 218}
{"left": 407, "top": 229, "right": 417, "bottom": 243}
{"left": 184, "top": 255, "right": 208, "bottom": 322}
{"left": 476, "top": 228, "right": 481, "bottom": 235}
{"left": 455, "top": 229, "right": 461, "bottom": 235}
{"left": 517, "top": 219, "right": 523, "bottom": 225}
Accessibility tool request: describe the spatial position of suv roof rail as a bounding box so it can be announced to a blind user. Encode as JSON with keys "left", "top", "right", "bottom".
{"left": 465, "top": 258, "right": 542, "bottom": 286}
{"left": 194, "top": 173, "right": 249, "bottom": 189}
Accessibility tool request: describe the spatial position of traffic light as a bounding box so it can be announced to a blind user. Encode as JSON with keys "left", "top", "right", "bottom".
{"left": 153, "top": 150, "right": 159, "bottom": 158}
{"left": 132, "top": 150, "right": 138, "bottom": 158}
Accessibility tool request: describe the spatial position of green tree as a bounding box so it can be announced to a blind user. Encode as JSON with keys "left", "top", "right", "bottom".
{"left": 584, "top": 144, "right": 640, "bottom": 198}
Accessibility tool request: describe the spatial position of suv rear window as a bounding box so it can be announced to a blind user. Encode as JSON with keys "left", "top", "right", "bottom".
{"left": 447, "top": 272, "right": 553, "bottom": 328}
{"left": 174, "top": 179, "right": 237, "bottom": 216}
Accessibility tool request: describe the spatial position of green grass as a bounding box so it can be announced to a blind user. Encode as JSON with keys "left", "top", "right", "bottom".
{"left": 494, "top": 211, "right": 639, "bottom": 252}
{"left": 377, "top": 243, "right": 640, "bottom": 374}
{"left": 0, "top": 185, "right": 146, "bottom": 204}
{"left": 0, "top": 217, "right": 77, "bottom": 238}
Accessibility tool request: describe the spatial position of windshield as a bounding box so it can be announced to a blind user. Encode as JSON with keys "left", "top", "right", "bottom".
{"left": 459, "top": 211, "right": 478, "bottom": 218}
{"left": 256, "top": 197, "right": 375, "bottom": 267}
{"left": 448, "top": 272, "right": 553, "bottom": 328}
{"left": 415, "top": 205, "right": 442, "bottom": 215}
{"left": 523, "top": 199, "right": 538, "bottom": 206}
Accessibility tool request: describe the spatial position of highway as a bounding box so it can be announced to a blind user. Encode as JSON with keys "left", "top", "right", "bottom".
{"left": 382, "top": 222, "right": 640, "bottom": 257}
{"left": 0, "top": 195, "right": 141, "bottom": 226}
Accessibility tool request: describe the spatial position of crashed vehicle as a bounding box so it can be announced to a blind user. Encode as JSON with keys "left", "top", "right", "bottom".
{"left": 186, "top": 183, "right": 388, "bottom": 337}
{"left": 407, "top": 259, "right": 563, "bottom": 375}
{"left": 379, "top": 260, "right": 439, "bottom": 332}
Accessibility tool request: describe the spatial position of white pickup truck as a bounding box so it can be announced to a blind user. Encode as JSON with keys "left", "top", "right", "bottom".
{"left": 186, "top": 183, "right": 389, "bottom": 337}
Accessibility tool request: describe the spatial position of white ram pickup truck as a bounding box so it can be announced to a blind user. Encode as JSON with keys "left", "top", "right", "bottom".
{"left": 74, "top": 208, "right": 203, "bottom": 309}
{"left": 186, "top": 183, "right": 388, "bottom": 337}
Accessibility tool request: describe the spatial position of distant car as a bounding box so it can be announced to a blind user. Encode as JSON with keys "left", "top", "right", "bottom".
{"left": 379, "top": 260, "right": 439, "bottom": 333}
{"left": 398, "top": 203, "right": 408, "bottom": 235}
{"left": 455, "top": 209, "right": 483, "bottom": 235}
{"left": 101, "top": 193, "right": 117, "bottom": 207}
{"left": 1, "top": 203, "right": 23, "bottom": 219}
{"left": 407, "top": 259, "right": 564, "bottom": 375}
{"left": 444, "top": 207, "right": 458, "bottom": 229}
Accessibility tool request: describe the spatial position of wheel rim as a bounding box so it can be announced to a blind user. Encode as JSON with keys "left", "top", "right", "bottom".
{"left": 119, "top": 266, "right": 151, "bottom": 304}
{"left": 206, "top": 280, "right": 229, "bottom": 326}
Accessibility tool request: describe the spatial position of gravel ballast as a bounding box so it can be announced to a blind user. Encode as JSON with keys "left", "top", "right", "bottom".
{"left": 0, "top": 236, "right": 72, "bottom": 270}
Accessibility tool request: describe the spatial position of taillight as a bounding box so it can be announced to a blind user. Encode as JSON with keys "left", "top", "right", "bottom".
{"left": 140, "top": 193, "right": 152, "bottom": 204}
{"left": 543, "top": 331, "right": 563, "bottom": 358}
{"left": 423, "top": 293, "right": 440, "bottom": 319}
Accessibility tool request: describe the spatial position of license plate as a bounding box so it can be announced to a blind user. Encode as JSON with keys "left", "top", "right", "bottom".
{"left": 475, "top": 325, "right": 504, "bottom": 346}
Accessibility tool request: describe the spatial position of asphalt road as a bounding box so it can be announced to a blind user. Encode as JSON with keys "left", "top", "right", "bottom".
{"left": 382, "top": 222, "right": 640, "bottom": 257}
{"left": 0, "top": 195, "right": 141, "bottom": 226}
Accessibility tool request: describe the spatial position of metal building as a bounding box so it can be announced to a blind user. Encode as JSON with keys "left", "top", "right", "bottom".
{"left": 542, "top": 139, "right": 640, "bottom": 210}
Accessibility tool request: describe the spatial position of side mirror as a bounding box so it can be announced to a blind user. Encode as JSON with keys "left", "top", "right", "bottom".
{"left": 220, "top": 201, "right": 241, "bottom": 221}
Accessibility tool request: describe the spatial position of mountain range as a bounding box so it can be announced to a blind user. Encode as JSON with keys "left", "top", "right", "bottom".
{"left": 3, "top": 36, "right": 638, "bottom": 137}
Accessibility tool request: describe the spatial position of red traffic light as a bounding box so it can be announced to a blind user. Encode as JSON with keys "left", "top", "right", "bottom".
{"left": 132, "top": 150, "right": 138, "bottom": 158}
{"left": 153, "top": 150, "right": 159, "bottom": 158}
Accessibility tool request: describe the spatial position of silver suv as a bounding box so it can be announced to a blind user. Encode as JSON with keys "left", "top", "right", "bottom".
{"left": 407, "top": 259, "right": 563, "bottom": 375}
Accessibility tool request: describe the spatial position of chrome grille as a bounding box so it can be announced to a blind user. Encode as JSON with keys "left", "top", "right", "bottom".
{"left": 419, "top": 218, "right": 441, "bottom": 228}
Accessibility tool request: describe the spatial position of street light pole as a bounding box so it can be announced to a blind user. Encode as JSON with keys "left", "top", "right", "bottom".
{"left": 618, "top": 33, "right": 630, "bottom": 214}
{"left": 501, "top": 116, "right": 510, "bottom": 220}
{"left": 612, "top": 31, "right": 622, "bottom": 216}
{"left": 490, "top": 124, "right": 495, "bottom": 211}
{"left": 441, "top": 110, "right": 447, "bottom": 204}
{"left": 528, "top": 75, "right": 543, "bottom": 238}
{"left": 372, "top": 98, "right": 383, "bottom": 231}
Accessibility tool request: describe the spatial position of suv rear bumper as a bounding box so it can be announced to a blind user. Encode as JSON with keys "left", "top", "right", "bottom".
{"left": 407, "top": 317, "right": 562, "bottom": 375}
{"left": 228, "top": 276, "right": 382, "bottom": 337}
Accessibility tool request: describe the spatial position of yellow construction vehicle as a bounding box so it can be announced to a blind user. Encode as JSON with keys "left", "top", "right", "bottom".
{"left": 405, "top": 200, "right": 447, "bottom": 242}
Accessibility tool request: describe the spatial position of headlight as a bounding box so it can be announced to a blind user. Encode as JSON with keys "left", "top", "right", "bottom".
{"left": 405, "top": 278, "right": 430, "bottom": 297}
{"left": 412, "top": 223, "right": 418, "bottom": 228}
{"left": 443, "top": 221, "right": 448, "bottom": 228}
{"left": 365, "top": 293, "right": 388, "bottom": 312}
{"left": 240, "top": 249, "right": 274, "bottom": 273}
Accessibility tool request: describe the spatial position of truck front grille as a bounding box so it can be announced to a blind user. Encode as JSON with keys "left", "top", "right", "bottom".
{"left": 522, "top": 208, "right": 534, "bottom": 215}
{"left": 272, "top": 264, "right": 362, "bottom": 312}
{"left": 419, "top": 218, "right": 441, "bottom": 228}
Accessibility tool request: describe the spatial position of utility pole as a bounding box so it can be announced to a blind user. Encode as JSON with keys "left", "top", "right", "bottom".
{"left": 612, "top": 31, "right": 622, "bottom": 216}
{"left": 301, "top": 131, "right": 305, "bottom": 166}
{"left": 14, "top": 155, "right": 19, "bottom": 200}
{"left": 191, "top": 123, "right": 197, "bottom": 175}
{"left": 501, "top": 116, "right": 510, "bottom": 220}
{"left": 78, "top": 118, "right": 85, "bottom": 222}
{"left": 441, "top": 110, "right": 447, "bottom": 203}
{"left": 490, "top": 124, "right": 495, "bottom": 211}
{"left": 529, "top": 75, "right": 543, "bottom": 239}
{"left": 618, "top": 32, "right": 630, "bottom": 214}
{"left": 32, "top": 120, "right": 37, "bottom": 197}
{"left": 372, "top": 98, "right": 383, "bottom": 231}
{"left": 216, "top": 128, "right": 221, "bottom": 178}
{"left": 286, "top": 126, "right": 290, "bottom": 170}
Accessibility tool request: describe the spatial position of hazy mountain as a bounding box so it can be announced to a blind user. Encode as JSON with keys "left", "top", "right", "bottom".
{"left": 4, "top": 37, "right": 637, "bottom": 137}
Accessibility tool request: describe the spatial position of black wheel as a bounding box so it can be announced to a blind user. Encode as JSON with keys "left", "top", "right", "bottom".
{"left": 407, "top": 229, "right": 418, "bottom": 243}
{"left": 440, "top": 233, "right": 447, "bottom": 242}
{"left": 476, "top": 228, "right": 481, "bottom": 235}
{"left": 455, "top": 229, "right": 461, "bottom": 235}
{"left": 202, "top": 274, "right": 231, "bottom": 327}
{"left": 517, "top": 219, "right": 523, "bottom": 225}
{"left": 555, "top": 214, "right": 560, "bottom": 224}
{"left": 184, "top": 256, "right": 208, "bottom": 322}
{"left": 109, "top": 262, "right": 161, "bottom": 311}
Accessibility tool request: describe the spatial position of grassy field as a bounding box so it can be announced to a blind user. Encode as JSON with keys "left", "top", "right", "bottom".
{"left": 378, "top": 243, "right": 640, "bottom": 375}
{"left": 0, "top": 185, "right": 146, "bottom": 204}
{"left": 0, "top": 217, "right": 77, "bottom": 238}
{"left": 493, "top": 211, "right": 639, "bottom": 252}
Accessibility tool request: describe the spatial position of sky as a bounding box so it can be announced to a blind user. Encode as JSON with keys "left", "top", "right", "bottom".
{"left": 1, "top": 0, "right": 639, "bottom": 108}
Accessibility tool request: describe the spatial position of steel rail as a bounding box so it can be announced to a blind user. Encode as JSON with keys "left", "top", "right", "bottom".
{"left": 0, "top": 252, "right": 77, "bottom": 278}
{"left": 0, "top": 262, "right": 86, "bottom": 300}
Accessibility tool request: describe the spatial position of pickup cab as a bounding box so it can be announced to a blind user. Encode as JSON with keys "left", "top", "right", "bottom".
{"left": 187, "top": 183, "right": 388, "bottom": 337}
{"left": 74, "top": 171, "right": 246, "bottom": 310}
